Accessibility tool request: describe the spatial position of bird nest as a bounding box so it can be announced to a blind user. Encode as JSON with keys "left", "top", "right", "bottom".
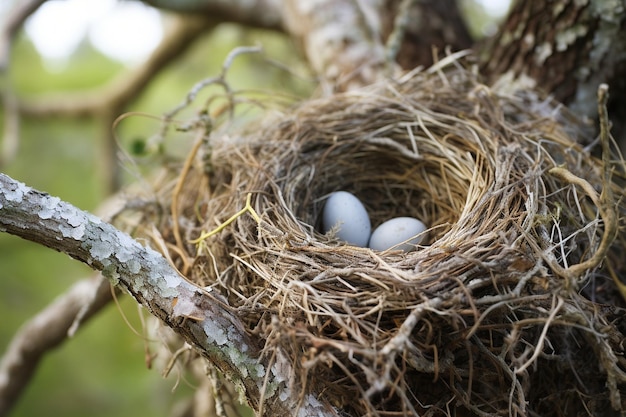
{"left": 143, "top": 59, "right": 626, "bottom": 416}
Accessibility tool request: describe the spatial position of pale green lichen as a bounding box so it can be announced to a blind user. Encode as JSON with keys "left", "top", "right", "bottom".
{"left": 254, "top": 363, "right": 265, "bottom": 378}
{"left": 226, "top": 346, "right": 252, "bottom": 378}
{"left": 200, "top": 318, "right": 277, "bottom": 401}
{"left": 590, "top": 0, "right": 623, "bottom": 22}
{"left": 297, "top": 394, "right": 324, "bottom": 417}
{"left": 3, "top": 182, "right": 27, "bottom": 203}
{"left": 37, "top": 195, "right": 60, "bottom": 219}
{"left": 534, "top": 41, "right": 552, "bottom": 65}
{"left": 127, "top": 258, "right": 141, "bottom": 274}
{"left": 101, "top": 260, "right": 120, "bottom": 286}
{"left": 146, "top": 268, "right": 179, "bottom": 298}
{"left": 279, "top": 389, "right": 290, "bottom": 402}
{"left": 555, "top": 24, "right": 587, "bottom": 52}
{"left": 59, "top": 220, "right": 85, "bottom": 240}
{"left": 89, "top": 237, "right": 114, "bottom": 260}
{"left": 202, "top": 318, "right": 228, "bottom": 345}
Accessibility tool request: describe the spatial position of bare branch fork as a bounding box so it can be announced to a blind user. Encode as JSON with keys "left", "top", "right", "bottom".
{"left": 0, "top": 173, "right": 333, "bottom": 417}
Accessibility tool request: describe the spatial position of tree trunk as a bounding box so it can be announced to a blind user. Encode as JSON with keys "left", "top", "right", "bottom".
{"left": 480, "top": 0, "right": 626, "bottom": 125}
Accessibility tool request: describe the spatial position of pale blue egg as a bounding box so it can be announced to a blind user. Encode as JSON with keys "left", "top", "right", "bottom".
{"left": 322, "top": 191, "right": 371, "bottom": 247}
{"left": 368, "top": 217, "right": 427, "bottom": 252}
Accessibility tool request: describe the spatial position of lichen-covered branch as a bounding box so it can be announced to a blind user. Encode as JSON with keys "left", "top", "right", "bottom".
{"left": 0, "top": 192, "right": 131, "bottom": 416}
{"left": 0, "top": 173, "right": 334, "bottom": 417}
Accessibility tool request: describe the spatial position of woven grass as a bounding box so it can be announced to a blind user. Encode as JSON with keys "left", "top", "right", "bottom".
{"left": 145, "top": 58, "right": 626, "bottom": 416}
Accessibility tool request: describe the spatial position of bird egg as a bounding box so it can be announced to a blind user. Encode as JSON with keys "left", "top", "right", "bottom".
{"left": 368, "top": 217, "right": 427, "bottom": 252}
{"left": 322, "top": 191, "right": 371, "bottom": 247}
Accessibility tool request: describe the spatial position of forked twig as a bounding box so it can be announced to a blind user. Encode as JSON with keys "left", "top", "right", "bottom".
{"left": 190, "top": 193, "right": 261, "bottom": 245}
{"left": 548, "top": 84, "right": 618, "bottom": 281}
{"left": 161, "top": 45, "right": 264, "bottom": 135}
{"left": 514, "top": 295, "right": 563, "bottom": 374}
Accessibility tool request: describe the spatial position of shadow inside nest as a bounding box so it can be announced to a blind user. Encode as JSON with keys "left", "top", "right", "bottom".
{"left": 150, "top": 61, "right": 626, "bottom": 417}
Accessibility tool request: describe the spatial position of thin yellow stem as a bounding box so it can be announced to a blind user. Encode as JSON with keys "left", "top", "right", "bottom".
{"left": 172, "top": 129, "right": 206, "bottom": 251}
{"left": 190, "top": 193, "right": 260, "bottom": 244}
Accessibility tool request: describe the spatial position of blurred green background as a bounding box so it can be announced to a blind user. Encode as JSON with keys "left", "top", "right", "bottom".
{"left": 0, "top": 2, "right": 502, "bottom": 416}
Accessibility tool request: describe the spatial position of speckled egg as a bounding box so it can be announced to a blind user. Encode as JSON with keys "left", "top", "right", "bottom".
{"left": 368, "top": 217, "right": 427, "bottom": 252}
{"left": 322, "top": 191, "right": 371, "bottom": 247}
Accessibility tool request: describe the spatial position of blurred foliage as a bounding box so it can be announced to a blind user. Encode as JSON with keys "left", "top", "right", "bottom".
{"left": 10, "top": 39, "right": 125, "bottom": 95}
{"left": 0, "top": 10, "right": 310, "bottom": 417}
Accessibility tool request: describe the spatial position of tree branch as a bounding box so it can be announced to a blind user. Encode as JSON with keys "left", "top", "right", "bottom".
{"left": 0, "top": 173, "right": 334, "bottom": 416}
{"left": 0, "top": 191, "right": 132, "bottom": 416}
{"left": 0, "top": 0, "right": 47, "bottom": 71}
{"left": 282, "top": 0, "right": 389, "bottom": 93}
{"left": 280, "top": 0, "right": 473, "bottom": 93}
{"left": 383, "top": 0, "right": 473, "bottom": 71}
{"left": 17, "top": 15, "right": 215, "bottom": 118}
{"left": 0, "top": 275, "right": 114, "bottom": 416}
{"left": 16, "top": 15, "right": 214, "bottom": 192}
{"left": 141, "top": 0, "right": 283, "bottom": 31}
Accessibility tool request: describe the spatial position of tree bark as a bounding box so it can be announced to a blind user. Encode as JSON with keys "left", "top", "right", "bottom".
{"left": 383, "top": 0, "right": 473, "bottom": 70}
{"left": 3, "top": 1, "right": 626, "bottom": 415}
{"left": 282, "top": 0, "right": 472, "bottom": 93}
{"left": 0, "top": 173, "right": 335, "bottom": 417}
{"left": 480, "top": 0, "right": 626, "bottom": 122}
{"left": 281, "top": 0, "right": 389, "bottom": 93}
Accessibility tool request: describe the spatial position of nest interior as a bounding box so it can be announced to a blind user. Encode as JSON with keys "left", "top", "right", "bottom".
{"left": 149, "top": 61, "right": 626, "bottom": 416}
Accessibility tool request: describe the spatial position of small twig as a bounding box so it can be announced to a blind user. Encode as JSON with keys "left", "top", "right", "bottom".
{"left": 161, "top": 45, "right": 263, "bottom": 136}
{"left": 597, "top": 84, "right": 614, "bottom": 210}
{"left": 366, "top": 295, "right": 444, "bottom": 397}
{"left": 547, "top": 84, "right": 618, "bottom": 281}
{"left": 472, "top": 336, "right": 527, "bottom": 417}
{"left": 162, "top": 344, "right": 193, "bottom": 379}
{"left": 171, "top": 126, "right": 209, "bottom": 269}
{"left": 514, "top": 295, "right": 563, "bottom": 374}
{"left": 190, "top": 193, "right": 261, "bottom": 245}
